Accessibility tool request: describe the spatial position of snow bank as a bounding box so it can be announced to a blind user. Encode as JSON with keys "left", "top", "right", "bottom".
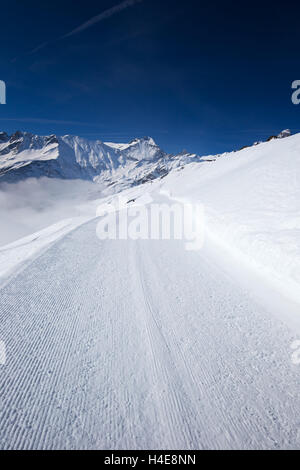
{"left": 161, "top": 133, "right": 300, "bottom": 304}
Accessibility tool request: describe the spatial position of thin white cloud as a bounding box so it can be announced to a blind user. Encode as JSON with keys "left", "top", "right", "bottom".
{"left": 24, "top": 0, "right": 143, "bottom": 57}
{"left": 62, "top": 0, "right": 143, "bottom": 39}
{"left": 29, "top": 41, "right": 51, "bottom": 55}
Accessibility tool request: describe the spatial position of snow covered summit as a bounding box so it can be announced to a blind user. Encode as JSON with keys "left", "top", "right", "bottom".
{"left": 0, "top": 131, "right": 199, "bottom": 189}
{"left": 277, "top": 129, "right": 291, "bottom": 139}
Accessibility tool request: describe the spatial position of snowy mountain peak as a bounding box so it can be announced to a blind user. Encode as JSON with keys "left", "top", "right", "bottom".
{"left": 104, "top": 136, "right": 158, "bottom": 153}
{"left": 10, "top": 130, "right": 26, "bottom": 141}
{"left": 0, "top": 132, "right": 9, "bottom": 142}
{"left": 277, "top": 129, "right": 291, "bottom": 139}
{"left": 129, "top": 136, "right": 156, "bottom": 146}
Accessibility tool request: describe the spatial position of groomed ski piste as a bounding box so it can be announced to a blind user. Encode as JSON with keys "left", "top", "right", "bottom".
{"left": 0, "top": 132, "right": 299, "bottom": 449}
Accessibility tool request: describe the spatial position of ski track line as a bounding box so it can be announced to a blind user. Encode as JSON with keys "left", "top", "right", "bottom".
{"left": 132, "top": 236, "right": 300, "bottom": 449}
{"left": 130, "top": 241, "right": 213, "bottom": 449}
{"left": 135, "top": 241, "right": 234, "bottom": 448}
{"left": 133, "top": 239, "right": 255, "bottom": 449}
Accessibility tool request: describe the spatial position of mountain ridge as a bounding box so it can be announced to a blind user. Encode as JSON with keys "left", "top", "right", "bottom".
{"left": 0, "top": 131, "right": 200, "bottom": 193}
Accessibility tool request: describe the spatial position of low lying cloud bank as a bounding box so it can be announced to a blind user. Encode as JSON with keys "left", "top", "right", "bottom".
{"left": 0, "top": 178, "right": 100, "bottom": 246}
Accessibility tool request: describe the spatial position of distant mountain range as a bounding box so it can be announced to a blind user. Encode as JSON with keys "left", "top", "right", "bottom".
{"left": 0, "top": 132, "right": 203, "bottom": 193}
{"left": 0, "top": 129, "right": 292, "bottom": 193}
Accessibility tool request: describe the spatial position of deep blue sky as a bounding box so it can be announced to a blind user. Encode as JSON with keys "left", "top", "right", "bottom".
{"left": 1, "top": 0, "right": 300, "bottom": 155}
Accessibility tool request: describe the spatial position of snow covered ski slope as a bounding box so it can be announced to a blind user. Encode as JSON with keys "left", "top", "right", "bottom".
{"left": 0, "top": 131, "right": 300, "bottom": 449}
{"left": 0, "top": 203, "right": 299, "bottom": 449}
